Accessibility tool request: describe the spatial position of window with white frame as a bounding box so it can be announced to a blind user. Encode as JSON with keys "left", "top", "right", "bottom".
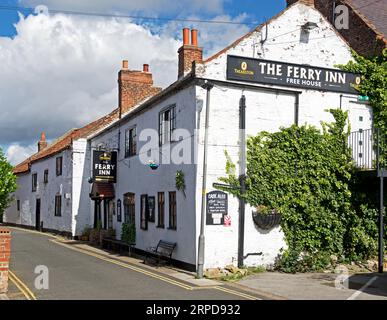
{"left": 159, "top": 105, "right": 176, "bottom": 146}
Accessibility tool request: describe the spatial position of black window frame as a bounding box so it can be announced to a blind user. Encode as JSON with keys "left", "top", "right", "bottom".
{"left": 17, "top": 199, "right": 20, "bottom": 211}
{"left": 44, "top": 169, "right": 49, "bottom": 183}
{"left": 56, "top": 156, "right": 63, "bottom": 176}
{"left": 168, "top": 191, "right": 177, "bottom": 230}
{"left": 54, "top": 194, "right": 62, "bottom": 217}
{"left": 157, "top": 192, "right": 165, "bottom": 228}
{"left": 148, "top": 196, "right": 155, "bottom": 223}
{"left": 140, "top": 194, "right": 148, "bottom": 230}
{"left": 123, "top": 193, "right": 135, "bottom": 224}
{"left": 125, "top": 126, "right": 137, "bottom": 158}
{"left": 32, "top": 173, "right": 37, "bottom": 192}
{"left": 159, "top": 105, "right": 176, "bottom": 146}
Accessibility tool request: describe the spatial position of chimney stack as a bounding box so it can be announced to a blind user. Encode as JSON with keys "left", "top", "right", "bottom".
{"left": 178, "top": 28, "right": 203, "bottom": 78}
{"left": 118, "top": 61, "right": 161, "bottom": 117}
{"left": 38, "top": 132, "right": 47, "bottom": 152}
{"left": 286, "top": 0, "right": 315, "bottom": 6}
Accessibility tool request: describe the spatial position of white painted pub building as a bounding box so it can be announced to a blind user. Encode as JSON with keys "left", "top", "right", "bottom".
{"left": 4, "top": 1, "right": 372, "bottom": 271}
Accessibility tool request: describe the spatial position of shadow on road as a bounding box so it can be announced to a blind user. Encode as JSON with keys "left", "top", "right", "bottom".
{"left": 348, "top": 273, "right": 387, "bottom": 298}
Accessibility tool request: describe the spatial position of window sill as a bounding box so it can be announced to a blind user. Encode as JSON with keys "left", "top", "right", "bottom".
{"left": 156, "top": 225, "right": 165, "bottom": 229}
{"left": 167, "top": 227, "right": 177, "bottom": 231}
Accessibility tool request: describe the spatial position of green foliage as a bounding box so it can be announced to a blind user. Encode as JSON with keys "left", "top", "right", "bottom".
{"left": 219, "top": 109, "right": 379, "bottom": 272}
{"left": 0, "top": 148, "right": 17, "bottom": 218}
{"left": 338, "top": 50, "right": 387, "bottom": 166}
{"left": 121, "top": 222, "right": 136, "bottom": 244}
{"left": 175, "top": 170, "right": 186, "bottom": 197}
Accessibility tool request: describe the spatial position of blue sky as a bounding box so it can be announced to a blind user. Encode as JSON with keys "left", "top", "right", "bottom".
{"left": 0, "top": 0, "right": 286, "bottom": 164}
{"left": 0, "top": 0, "right": 286, "bottom": 37}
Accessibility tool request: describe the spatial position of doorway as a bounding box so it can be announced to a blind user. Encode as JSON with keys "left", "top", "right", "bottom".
{"left": 35, "top": 199, "right": 41, "bottom": 230}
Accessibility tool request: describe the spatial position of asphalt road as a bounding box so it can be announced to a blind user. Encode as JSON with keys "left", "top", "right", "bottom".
{"left": 9, "top": 228, "right": 251, "bottom": 300}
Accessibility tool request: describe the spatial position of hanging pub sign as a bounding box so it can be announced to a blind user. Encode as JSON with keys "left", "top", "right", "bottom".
{"left": 227, "top": 55, "right": 361, "bottom": 94}
{"left": 206, "top": 191, "right": 228, "bottom": 225}
{"left": 93, "top": 150, "right": 117, "bottom": 183}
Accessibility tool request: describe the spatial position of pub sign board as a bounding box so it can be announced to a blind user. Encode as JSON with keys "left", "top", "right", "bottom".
{"left": 93, "top": 150, "right": 117, "bottom": 183}
{"left": 227, "top": 55, "right": 361, "bottom": 94}
{"left": 206, "top": 191, "right": 228, "bottom": 225}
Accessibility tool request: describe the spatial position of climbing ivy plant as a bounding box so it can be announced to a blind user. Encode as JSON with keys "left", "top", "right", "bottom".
{"left": 175, "top": 170, "right": 186, "bottom": 197}
{"left": 219, "top": 109, "right": 379, "bottom": 272}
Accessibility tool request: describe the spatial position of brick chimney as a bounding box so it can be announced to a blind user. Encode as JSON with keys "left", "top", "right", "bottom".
{"left": 286, "top": 0, "right": 315, "bottom": 6}
{"left": 178, "top": 28, "right": 203, "bottom": 78}
{"left": 38, "top": 132, "right": 47, "bottom": 152}
{"left": 118, "top": 61, "right": 162, "bottom": 117}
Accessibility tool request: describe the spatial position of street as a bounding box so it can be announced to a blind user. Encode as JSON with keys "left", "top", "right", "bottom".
{"left": 8, "top": 228, "right": 257, "bottom": 300}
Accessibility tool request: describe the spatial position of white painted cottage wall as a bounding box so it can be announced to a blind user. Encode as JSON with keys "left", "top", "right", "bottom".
{"left": 90, "top": 86, "right": 198, "bottom": 266}
{"left": 194, "top": 3, "right": 373, "bottom": 268}
{"left": 4, "top": 149, "right": 74, "bottom": 234}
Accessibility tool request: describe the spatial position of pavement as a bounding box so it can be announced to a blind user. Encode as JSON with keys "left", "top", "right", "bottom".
{"left": 237, "top": 270, "right": 387, "bottom": 300}
{"left": 4, "top": 226, "right": 387, "bottom": 300}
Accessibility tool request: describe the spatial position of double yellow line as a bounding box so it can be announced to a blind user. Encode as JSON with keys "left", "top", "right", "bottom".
{"left": 52, "top": 240, "right": 258, "bottom": 300}
{"left": 8, "top": 270, "right": 37, "bottom": 300}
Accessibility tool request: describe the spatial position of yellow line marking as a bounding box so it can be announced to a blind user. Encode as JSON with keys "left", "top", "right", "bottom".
{"left": 51, "top": 239, "right": 258, "bottom": 299}
{"left": 214, "top": 286, "right": 258, "bottom": 300}
{"left": 8, "top": 273, "right": 31, "bottom": 300}
{"left": 51, "top": 240, "right": 193, "bottom": 291}
{"left": 9, "top": 271, "right": 37, "bottom": 300}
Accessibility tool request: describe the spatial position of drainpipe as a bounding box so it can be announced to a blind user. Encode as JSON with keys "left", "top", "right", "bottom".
{"left": 197, "top": 80, "right": 214, "bottom": 278}
{"left": 238, "top": 94, "right": 247, "bottom": 268}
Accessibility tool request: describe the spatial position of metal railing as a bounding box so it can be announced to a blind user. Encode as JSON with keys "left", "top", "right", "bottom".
{"left": 348, "top": 128, "right": 376, "bottom": 170}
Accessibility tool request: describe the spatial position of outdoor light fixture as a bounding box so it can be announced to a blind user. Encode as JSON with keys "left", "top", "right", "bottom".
{"left": 301, "top": 22, "right": 319, "bottom": 31}
{"left": 148, "top": 160, "right": 159, "bottom": 170}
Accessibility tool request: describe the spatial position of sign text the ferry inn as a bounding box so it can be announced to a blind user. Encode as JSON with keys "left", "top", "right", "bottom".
{"left": 227, "top": 55, "right": 361, "bottom": 94}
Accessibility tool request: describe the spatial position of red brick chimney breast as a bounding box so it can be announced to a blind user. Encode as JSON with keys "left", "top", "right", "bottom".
{"left": 178, "top": 28, "right": 203, "bottom": 78}
{"left": 118, "top": 61, "right": 161, "bottom": 116}
{"left": 38, "top": 132, "right": 48, "bottom": 152}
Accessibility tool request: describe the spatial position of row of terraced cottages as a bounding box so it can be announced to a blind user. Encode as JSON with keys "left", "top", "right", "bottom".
{"left": 4, "top": 1, "right": 375, "bottom": 271}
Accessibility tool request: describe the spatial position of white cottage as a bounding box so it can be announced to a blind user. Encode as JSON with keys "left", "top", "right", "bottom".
{"left": 5, "top": 0, "right": 372, "bottom": 271}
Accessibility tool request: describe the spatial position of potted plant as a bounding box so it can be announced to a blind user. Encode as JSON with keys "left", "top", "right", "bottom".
{"left": 252, "top": 205, "right": 282, "bottom": 230}
{"left": 80, "top": 226, "right": 91, "bottom": 241}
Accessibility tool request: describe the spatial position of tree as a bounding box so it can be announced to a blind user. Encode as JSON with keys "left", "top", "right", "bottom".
{"left": 0, "top": 148, "right": 17, "bottom": 220}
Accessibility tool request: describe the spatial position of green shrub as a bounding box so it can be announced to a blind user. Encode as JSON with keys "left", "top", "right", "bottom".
{"left": 121, "top": 222, "right": 136, "bottom": 244}
{"left": 219, "top": 109, "right": 379, "bottom": 273}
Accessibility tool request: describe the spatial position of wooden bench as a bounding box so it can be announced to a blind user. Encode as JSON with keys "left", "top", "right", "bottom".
{"left": 144, "top": 240, "right": 177, "bottom": 266}
{"left": 102, "top": 237, "right": 136, "bottom": 256}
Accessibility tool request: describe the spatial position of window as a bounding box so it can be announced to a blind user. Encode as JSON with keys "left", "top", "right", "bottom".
{"left": 17, "top": 200, "right": 20, "bottom": 211}
{"left": 125, "top": 126, "right": 137, "bottom": 157}
{"left": 159, "top": 105, "right": 176, "bottom": 146}
{"left": 55, "top": 194, "right": 62, "bottom": 217}
{"left": 157, "top": 192, "right": 165, "bottom": 228}
{"left": 123, "top": 193, "right": 135, "bottom": 224}
{"left": 44, "top": 169, "right": 49, "bottom": 183}
{"left": 148, "top": 196, "right": 155, "bottom": 223}
{"left": 169, "top": 191, "right": 177, "bottom": 230}
{"left": 56, "top": 156, "right": 63, "bottom": 176}
{"left": 32, "top": 173, "right": 37, "bottom": 192}
{"left": 140, "top": 194, "right": 148, "bottom": 230}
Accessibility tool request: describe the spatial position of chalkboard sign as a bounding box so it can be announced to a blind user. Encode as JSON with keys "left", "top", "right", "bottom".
{"left": 206, "top": 191, "right": 228, "bottom": 225}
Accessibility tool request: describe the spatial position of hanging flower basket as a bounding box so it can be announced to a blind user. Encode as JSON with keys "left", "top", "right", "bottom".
{"left": 252, "top": 206, "right": 282, "bottom": 230}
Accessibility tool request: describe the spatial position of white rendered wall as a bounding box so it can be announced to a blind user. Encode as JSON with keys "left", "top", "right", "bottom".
{"left": 3, "top": 150, "right": 73, "bottom": 234}
{"left": 90, "top": 86, "right": 198, "bottom": 267}
{"left": 194, "top": 3, "right": 373, "bottom": 268}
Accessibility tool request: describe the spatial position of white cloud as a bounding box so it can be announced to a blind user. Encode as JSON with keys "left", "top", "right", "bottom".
{"left": 0, "top": 10, "right": 250, "bottom": 165}
{"left": 0, "top": 12, "right": 180, "bottom": 147}
{"left": 5, "top": 144, "right": 36, "bottom": 165}
{"left": 20, "top": 0, "right": 227, "bottom": 16}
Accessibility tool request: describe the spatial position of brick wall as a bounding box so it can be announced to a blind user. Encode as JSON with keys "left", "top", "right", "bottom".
{"left": 118, "top": 64, "right": 162, "bottom": 116}
{"left": 0, "top": 228, "right": 11, "bottom": 294}
{"left": 178, "top": 28, "right": 203, "bottom": 78}
{"left": 287, "top": 0, "right": 386, "bottom": 57}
